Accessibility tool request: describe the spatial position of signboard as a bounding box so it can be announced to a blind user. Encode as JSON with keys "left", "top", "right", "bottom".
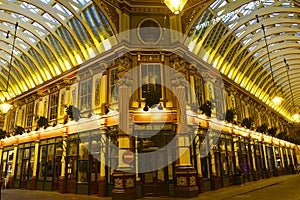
{"left": 123, "top": 150, "right": 134, "bottom": 164}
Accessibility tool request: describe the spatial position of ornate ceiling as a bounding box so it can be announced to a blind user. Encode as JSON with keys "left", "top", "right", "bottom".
{"left": 0, "top": 0, "right": 299, "bottom": 122}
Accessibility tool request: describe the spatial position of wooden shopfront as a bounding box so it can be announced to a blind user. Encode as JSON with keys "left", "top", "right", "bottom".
{"left": 65, "top": 129, "right": 102, "bottom": 195}
{"left": 14, "top": 142, "right": 35, "bottom": 189}
{"left": 218, "top": 134, "right": 235, "bottom": 188}
{"left": 1, "top": 146, "right": 14, "bottom": 188}
{"left": 36, "top": 137, "right": 63, "bottom": 191}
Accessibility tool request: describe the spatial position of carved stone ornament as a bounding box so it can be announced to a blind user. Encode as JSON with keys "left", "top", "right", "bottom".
{"left": 190, "top": 176, "right": 196, "bottom": 186}
{"left": 117, "top": 57, "right": 131, "bottom": 72}
{"left": 177, "top": 176, "right": 188, "bottom": 186}
{"left": 125, "top": 178, "right": 135, "bottom": 188}
{"left": 114, "top": 178, "right": 123, "bottom": 189}
{"left": 171, "top": 57, "right": 188, "bottom": 74}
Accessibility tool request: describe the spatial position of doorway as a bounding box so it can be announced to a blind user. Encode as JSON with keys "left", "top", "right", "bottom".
{"left": 134, "top": 123, "right": 175, "bottom": 197}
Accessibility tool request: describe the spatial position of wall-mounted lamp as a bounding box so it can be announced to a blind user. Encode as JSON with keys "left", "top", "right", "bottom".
{"left": 158, "top": 103, "right": 163, "bottom": 110}
{"left": 0, "top": 22, "right": 18, "bottom": 114}
{"left": 164, "top": 0, "right": 188, "bottom": 15}
{"left": 256, "top": 15, "right": 282, "bottom": 106}
{"left": 143, "top": 105, "right": 149, "bottom": 112}
{"left": 0, "top": 100, "right": 13, "bottom": 113}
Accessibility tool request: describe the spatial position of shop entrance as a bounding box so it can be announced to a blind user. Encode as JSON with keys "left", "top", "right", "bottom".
{"left": 140, "top": 149, "right": 168, "bottom": 196}
{"left": 66, "top": 130, "right": 102, "bottom": 195}
{"left": 14, "top": 143, "right": 35, "bottom": 189}
{"left": 133, "top": 123, "right": 175, "bottom": 197}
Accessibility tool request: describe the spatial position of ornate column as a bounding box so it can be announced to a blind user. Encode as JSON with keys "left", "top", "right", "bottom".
{"left": 172, "top": 73, "right": 198, "bottom": 198}
{"left": 280, "top": 146, "right": 285, "bottom": 169}
{"left": 29, "top": 140, "right": 39, "bottom": 190}
{"left": 290, "top": 148, "right": 295, "bottom": 167}
{"left": 272, "top": 145, "right": 279, "bottom": 176}
{"left": 194, "top": 128, "right": 204, "bottom": 193}
{"left": 0, "top": 146, "right": 3, "bottom": 188}
{"left": 250, "top": 140, "right": 258, "bottom": 180}
{"left": 111, "top": 67, "right": 136, "bottom": 200}
{"left": 59, "top": 129, "right": 68, "bottom": 193}
{"left": 9, "top": 144, "right": 18, "bottom": 189}
{"left": 98, "top": 127, "right": 107, "bottom": 197}
{"left": 262, "top": 142, "right": 269, "bottom": 178}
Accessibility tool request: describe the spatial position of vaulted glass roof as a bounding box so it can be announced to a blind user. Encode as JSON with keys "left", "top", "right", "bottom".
{"left": 0, "top": 0, "right": 113, "bottom": 100}
{"left": 1, "top": 0, "right": 299, "bottom": 123}
{"left": 186, "top": 0, "right": 300, "bottom": 122}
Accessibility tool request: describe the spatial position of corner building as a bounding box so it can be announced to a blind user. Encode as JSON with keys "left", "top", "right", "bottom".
{"left": 0, "top": 1, "right": 300, "bottom": 200}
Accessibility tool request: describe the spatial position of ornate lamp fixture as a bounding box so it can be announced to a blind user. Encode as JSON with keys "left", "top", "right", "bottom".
{"left": 0, "top": 22, "right": 18, "bottom": 113}
{"left": 164, "top": 0, "right": 188, "bottom": 14}
{"left": 0, "top": 101, "right": 13, "bottom": 113}
{"left": 256, "top": 16, "right": 282, "bottom": 106}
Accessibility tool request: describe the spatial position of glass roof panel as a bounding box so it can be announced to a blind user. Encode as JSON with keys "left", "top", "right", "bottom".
{"left": 53, "top": 3, "right": 72, "bottom": 17}
{"left": 20, "top": 2, "right": 41, "bottom": 14}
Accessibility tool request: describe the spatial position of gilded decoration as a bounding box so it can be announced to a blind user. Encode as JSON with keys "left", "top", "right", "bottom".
{"left": 190, "top": 176, "right": 196, "bottom": 186}
{"left": 139, "top": 54, "right": 162, "bottom": 62}
{"left": 177, "top": 176, "right": 188, "bottom": 186}
{"left": 114, "top": 178, "right": 123, "bottom": 189}
{"left": 117, "top": 56, "right": 131, "bottom": 72}
{"left": 95, "top": 78, "right": 100, "bottom": 106}
{"left": 125, "top": 178, "right": 135, "bottom": 188}
{"left": 182, "top": 0, "right": 210, "bottom": 33}
{"left": 97, "top": 0, "right": 119, "bottom": 32}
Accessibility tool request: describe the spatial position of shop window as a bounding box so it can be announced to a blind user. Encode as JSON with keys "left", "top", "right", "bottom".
{"left": 194, "top": 76, "right": 203, "bottom": 107}
{"left": 43, "top": 98, "right": 47, "bottom": 117}
{"left": 60, "top": 91, "right": 65, "bottom": 116}
{"left": 35, "top": 100, "right": 39, "bottom": 118}
{"left": 95, "top": 78, "right": 100, "bottom": 106}
{"left": 141, "top": 64, "right": 162, "bottom": 99}
{"left": 110, "top": 68, "right": 119, "bottom": 103}
{"left": 214, "top": 86, "right": 223, "bottom": 119}
{"left": 67, "top": 136, "right": 78, "bottom": 180}
{"left": 201, "top": 157, "right": 210, "bottom": 178}
{"left": 9, "top": 111, "right": 15, "bottom": 133}
{"left": 26, "top": 102, "right": 34, "bottom": 128}
{"left": 80, "top": 79, "right": 92, "bottom": 111}
{"left": 49, "top": 92, "right": 59, "bottom": 120}
{"left": 78, "top": 161, "right": 88, "bottom": 183}
{"left": 72, "top": 87, "right": 77, "bottom": 106}
{"left": 15, "top": 149, "right": 23, "bottom": 180}
{"left": 15, "top": 144, "right": 35, "bottom": 184}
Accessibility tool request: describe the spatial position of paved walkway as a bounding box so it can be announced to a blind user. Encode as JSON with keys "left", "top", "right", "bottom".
{"left": 0, "top": 174, "right": 298, "bottom": 200}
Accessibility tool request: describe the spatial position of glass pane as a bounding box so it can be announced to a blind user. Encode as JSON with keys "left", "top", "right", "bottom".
{"left": 39, "top": 146, "right": 47, "bottom": 180}
{"left": 68, "top": 140, "right": 78, "bottom": 156}
{"left": 54, "top": 156, "right": 62, "bottom": 181}
{"left": 46, "top": 156, "right": 54, "bottom": 180}
{"left": 78, "top": 161, "right": 88, "bottom": 183}
{"left": 67, "top": 157, "right": 76, "bottom": 180}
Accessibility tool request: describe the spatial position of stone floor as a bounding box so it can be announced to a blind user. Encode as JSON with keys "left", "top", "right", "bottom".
{"left": 1, "top": 174, "right": 299, "bottom": 200}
